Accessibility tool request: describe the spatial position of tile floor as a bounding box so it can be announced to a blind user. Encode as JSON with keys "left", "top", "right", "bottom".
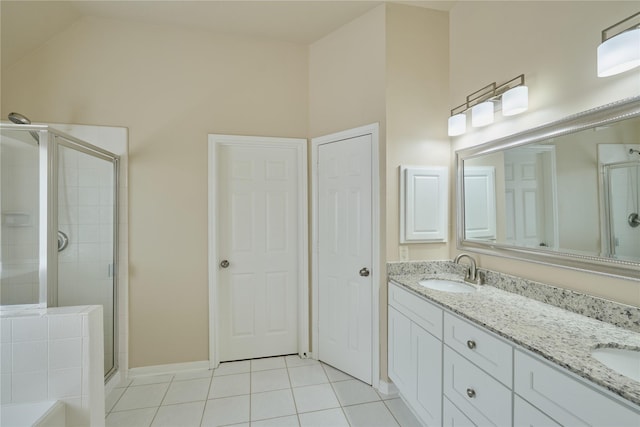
{"left": 105, "top": 355, "right": 422, "bottom": 427}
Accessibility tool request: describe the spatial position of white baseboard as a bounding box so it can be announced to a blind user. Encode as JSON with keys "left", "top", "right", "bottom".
{"left": 129, "top": 360, "right": 210, "bottom": 378}
{"left": 377, "top": 378, "right": 399, "bottom": 396}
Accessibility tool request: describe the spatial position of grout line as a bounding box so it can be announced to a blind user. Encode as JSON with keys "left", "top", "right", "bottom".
{"left": 147, "top": 376, "right": 173, "bottom": 426}
{"left": 105, "top": 387, "right": 126, "bottom": 416}
{"left": 286, "top": 363, "right": 301, "bottom": 426}
{"left": 382, "top": 398, "right": 403, "bottom": 427}
{"left": 248, "top": 363, "right": 253, "bottom": 423}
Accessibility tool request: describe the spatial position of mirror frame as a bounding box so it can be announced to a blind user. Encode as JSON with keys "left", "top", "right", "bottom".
{"left": 456, "top": 96, "right": 640, "bottom": 280}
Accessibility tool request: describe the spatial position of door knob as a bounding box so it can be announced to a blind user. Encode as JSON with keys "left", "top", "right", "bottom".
{"left": 359, "top": 267, "right": 370, "bottom": 277}
{"left": 220, "top": 260, "right": 230, "bottom": 268}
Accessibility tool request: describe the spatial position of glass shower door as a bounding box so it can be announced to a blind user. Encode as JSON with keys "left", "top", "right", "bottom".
{"left": 0, "top": 129, "right": 42, "bottom": 306}
{"left": 57, "top": 139, "right": 117, "bottom": 377}
{"left": 603, "top": 161, "right": 640, "bottom": 260}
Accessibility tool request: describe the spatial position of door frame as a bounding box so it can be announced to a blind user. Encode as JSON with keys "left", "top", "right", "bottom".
{"left": 310, "top": 123, "right": 380, "bottom": 388}
{"left": 207, "top": 134, "right": 309, "bottom": 369}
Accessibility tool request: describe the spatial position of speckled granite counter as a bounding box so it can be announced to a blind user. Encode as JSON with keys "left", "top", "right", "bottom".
{"left": 387, "top": 261, "right": 640, "bottom": 407}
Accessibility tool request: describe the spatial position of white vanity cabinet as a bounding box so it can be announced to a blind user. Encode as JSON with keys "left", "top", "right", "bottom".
{"left": 387, "top": 281, "right": 640, "bottom": 427}
{"left": 388, "top": 283, "right": 443, "bottom": 426}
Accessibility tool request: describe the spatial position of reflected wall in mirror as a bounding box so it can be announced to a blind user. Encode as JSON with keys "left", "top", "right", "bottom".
{"left": 457, "top": 97, "right": 640, "bottom": 279}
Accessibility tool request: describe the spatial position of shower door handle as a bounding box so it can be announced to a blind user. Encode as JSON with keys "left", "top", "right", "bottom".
{"left": 220, "top": 260, "right": 230, "bottom": 268}
{"left": 57, "top": 230, "right": 69, "bottom": 252}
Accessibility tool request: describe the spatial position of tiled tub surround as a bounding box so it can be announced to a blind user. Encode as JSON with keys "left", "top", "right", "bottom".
{"left": 387, "top": 261, "right": 640, "bottom": 407}
{"left": 0, "top": 305, "right": 105, "bottom": 427}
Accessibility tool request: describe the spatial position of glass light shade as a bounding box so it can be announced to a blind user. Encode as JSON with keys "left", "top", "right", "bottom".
{"left": 597, "top": 28, "right": 640, "bottom": 77}
{"left": 448, "top": 113, "right": 466, "bottom": 136}
{"left": 471, "top": 102, "right": 494, "bottom": 127}
{"left": 502, "top": 85, "right": 529, "bottom": 116}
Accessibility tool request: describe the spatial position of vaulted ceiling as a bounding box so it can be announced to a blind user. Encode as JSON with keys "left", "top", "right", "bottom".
{"left": 1, "top": 1, "right": 455, "bottom": 69}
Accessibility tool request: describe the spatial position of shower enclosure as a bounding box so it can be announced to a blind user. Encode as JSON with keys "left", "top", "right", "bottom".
{"left": 0, "top": 123, "right": 119, "bottom": 380}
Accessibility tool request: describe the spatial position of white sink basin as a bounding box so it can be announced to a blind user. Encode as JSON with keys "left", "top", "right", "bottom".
{"left": 418, "top": 279, "right": 477, "bottom": 293}
{"left": 591, "top": 347, "right": 640, "bottom": 382}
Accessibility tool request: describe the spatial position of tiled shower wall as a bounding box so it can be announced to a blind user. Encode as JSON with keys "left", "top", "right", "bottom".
{"left": 0, "top": 306, "right": 105, "bottom": 427}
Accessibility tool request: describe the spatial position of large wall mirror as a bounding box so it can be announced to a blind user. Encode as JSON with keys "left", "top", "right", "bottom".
{"left": 456, "top": 96, "right": 640, "bottom": 279}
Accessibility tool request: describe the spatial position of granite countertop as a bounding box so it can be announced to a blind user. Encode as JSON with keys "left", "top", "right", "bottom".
{"left": 388, "top": 272, "right": 640, "bottom": 407}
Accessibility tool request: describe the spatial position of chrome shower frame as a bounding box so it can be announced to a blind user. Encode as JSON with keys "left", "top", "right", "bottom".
{"left": 0, "top": 123, "right": 121, "bottom": 380}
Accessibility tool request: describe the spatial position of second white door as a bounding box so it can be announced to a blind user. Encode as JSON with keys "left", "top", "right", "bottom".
{"left": 215, "top": 137, "right": 306, "bottom": 362}
{"left": 317, "top": 133, "right": 373, "bottom": 384}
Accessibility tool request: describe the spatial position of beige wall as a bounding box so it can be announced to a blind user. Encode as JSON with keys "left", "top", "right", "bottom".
{"left": 309, "top": 5, "right": 386, "bottom": 139}
{"left": 450, "top": 1, "right": 640, "bottom": 306}
{"left": 2, "top": 16, "right": 309, "bottom": 367}
{"left": 385, "top": 4, "right": 450, "bottom": 262}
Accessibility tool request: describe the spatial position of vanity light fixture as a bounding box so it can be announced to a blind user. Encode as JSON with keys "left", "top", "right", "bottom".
{"left": 471, "top": 101, "right": 494, "bottom": 127}
{"left": 448, "top": 113, "right": 466, "bottom": 136}
{"left": 448, "top": 74, "right": 528, "bottom": 136}
{"left": 597, "top": 11, "right": 640, "bottom": 77}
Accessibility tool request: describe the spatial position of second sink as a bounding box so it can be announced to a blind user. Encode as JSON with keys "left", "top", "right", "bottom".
{"left": 591, "top": 347, "right": 640, "bottom": 382}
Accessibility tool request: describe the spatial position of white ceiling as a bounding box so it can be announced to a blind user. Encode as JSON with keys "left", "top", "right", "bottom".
{"left": 1, "top": 1, "right": 455, "bottom": 69}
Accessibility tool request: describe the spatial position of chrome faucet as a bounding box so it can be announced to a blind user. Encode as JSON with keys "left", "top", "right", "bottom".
{"left": 454, "top": 253, "right": 482, "bottom": 285}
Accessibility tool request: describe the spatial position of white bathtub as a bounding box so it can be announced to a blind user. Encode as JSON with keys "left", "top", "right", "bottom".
{"left": 0, "top": 401, "right": 65, "bottom": 427}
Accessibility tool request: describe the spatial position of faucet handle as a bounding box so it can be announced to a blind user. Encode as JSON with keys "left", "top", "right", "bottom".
{"left": 474, "top": 270, "right": 484, "bottom": 285}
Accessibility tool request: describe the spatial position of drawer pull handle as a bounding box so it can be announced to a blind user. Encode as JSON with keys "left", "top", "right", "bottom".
{"left": 467, "top": 340, "right": 476, "bottom": 349}
{"left": 466, "top": 388, "right": 476, "bottom": 398}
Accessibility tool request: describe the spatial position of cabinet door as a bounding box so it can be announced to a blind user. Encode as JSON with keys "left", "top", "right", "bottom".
{"left": 400, "top": 166, "right": 448, "bottom": 242}
{"left": 514, "top": 396, "right": 560, "bottom": 427}
{"left": 388, "top": 306, "right": 416, "bottom": 395}
{"left": 415, "top": 325, "right": 442, "bottom": 426}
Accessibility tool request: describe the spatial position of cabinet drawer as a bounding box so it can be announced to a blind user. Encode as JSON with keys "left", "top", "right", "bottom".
{"left": 443, "top": 396, "right": 476, "bottom": 427}
{"left": 444, "top": 312, "right": 512, "bottom": 386}
{"left": 388, "top": 282, "right": 442, "bottom": 339}
{"left": 514, "top": 395, "right": 560, "bottom": 427}
{"left": 514, "top": 350, "right": 640, "bottom": 426}
{"left": 444, "top": 346, "right": 512, "bottom": 426}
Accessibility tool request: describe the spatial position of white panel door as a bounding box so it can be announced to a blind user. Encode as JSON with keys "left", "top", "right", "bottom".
{"left": 464, "top": 166, "right": 497, "bottom": 240}
{"left": 504, "top": 148, "right": 555, "bottom": 248}
{"left": 318, "top": 134, "right": 373, "bottom": 384}
{"left": 217, "top": 143, "right": 300, "bottom": 361}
